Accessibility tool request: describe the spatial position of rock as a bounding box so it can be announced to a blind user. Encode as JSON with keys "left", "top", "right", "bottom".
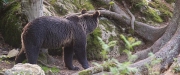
{"left": 7, "top": 49, "right": 19, "bottom": 58}
{"left": 4, "top": 63, "right": 45, "bottom": 75}
{"left": 1, "top": 51, "right": 8, "bottom": 55}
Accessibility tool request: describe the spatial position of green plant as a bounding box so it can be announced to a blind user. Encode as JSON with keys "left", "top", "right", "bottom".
{"left": 172, "top": 58, "right": 180, "bottom": 73}
{"left": 109, "top": 49, "right": 138, "bottom": 75}
{"left": 145, "top": 52, "right": 162, "bottom": 75}
{"left": 40, "top": 65, "right": 60, "bottom": 73}
{"left": 97, "top": 36, "right": 116, "bottom": 60}
{"left": 109, "top": 58, "right": 138, "bottom": 75}
{"left": 120, "top": 34, "right": 141, "bottom": 51}
{"left": 135, "top": 0, "right": 148, "bottom": 8}
{"left": 108, "top": 1, "right": 114, "bottom": 10}
{"left": 93, "top": 37, "right": 138, "bottom": 75}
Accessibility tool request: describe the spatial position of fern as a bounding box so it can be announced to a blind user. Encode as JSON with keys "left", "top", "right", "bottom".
{"left": 96, "top": 36, "right": 138, "bottom": 75}
{"left": 97, "top": 37, "right": 116, "bottom": 60}
{"left": 120, "top": 34, "right": 142, "bottom": 51}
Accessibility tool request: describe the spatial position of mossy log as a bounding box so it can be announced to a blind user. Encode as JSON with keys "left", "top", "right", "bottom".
{"left": 72, "top": 63, "right": 116, "bottom": 75}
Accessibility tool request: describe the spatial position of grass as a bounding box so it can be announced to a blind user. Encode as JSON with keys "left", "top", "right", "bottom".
{"left": 40, "top": 65, "right": 60, "bottom": 73}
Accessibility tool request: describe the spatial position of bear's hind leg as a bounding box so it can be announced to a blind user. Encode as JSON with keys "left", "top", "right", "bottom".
{"left": 64, "top": 44, "right": 79, "bottom": 70}
{"left": 15, "top": 48, "right": 26, "bottom": 64}
{"left": 25, "top": 45, "right": 40, "bottom": 64}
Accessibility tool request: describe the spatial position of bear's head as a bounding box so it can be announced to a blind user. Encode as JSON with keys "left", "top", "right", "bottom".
{"left": 78, "top": 10, "right": 100, "bottom": 34}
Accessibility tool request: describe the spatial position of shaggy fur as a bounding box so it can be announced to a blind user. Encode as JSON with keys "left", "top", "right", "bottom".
{"left": 15, "top": 10, "right": 100, "bottom": 70}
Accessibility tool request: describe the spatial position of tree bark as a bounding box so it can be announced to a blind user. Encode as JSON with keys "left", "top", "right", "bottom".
{"left": 21, "top": 0, "right": 43, "bottom": 21}
{"left": 92, "top": 10, "right": 167, "bottom": 42}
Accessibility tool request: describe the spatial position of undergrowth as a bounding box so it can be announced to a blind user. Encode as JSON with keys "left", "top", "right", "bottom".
{"left": 40, "top": 65, "right": 60, "bottom": 73}
{"left": 92, "top": 35, "right": 142, "bottom": 75}
{"left": 145, "top": 53, "right": 162, "bottom": 75}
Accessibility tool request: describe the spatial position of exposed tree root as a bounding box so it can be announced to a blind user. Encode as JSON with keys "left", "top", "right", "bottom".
{"left": 133, "top": 15, "right": 180, "bottom": 62}
{"left": 122, "top": 1, "right": 135, "bottom": 31}
{"left": 133, "top": 0, "right": 180, "bottom": 62}
{"left": 97, "top": 10, "right": 167, "bottom": 42}
{"left": 131, "top": 27, "right": 180, "bottom": 74}
{"left": 164, "top": 54, "right": 180, "bottom": 75}
{"left": 96, "top": 0, "right": 167, "bottom": 42}
{"left": 76, "top": 10, "right": 166, "bottom": 42}
{"left": 131, "top": 1, "right": 180, "bottom": 74}
{"left": 98, "top": 0, "right": 130, "bottom": 18}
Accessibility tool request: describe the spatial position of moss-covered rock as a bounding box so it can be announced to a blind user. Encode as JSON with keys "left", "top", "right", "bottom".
{"left": 127, "top": 0, "right": 172, "bottom": 23}
{"left": 0, "top": 2, "right": 22, "bottom": 47}
{"left": 87, "top": 27, "right": 102, "bottom": 60}
{"left": 48, "top": 0, "right": 94, "bottom": 16}
{"left": 86, "top": 18, "right": 122, "bottom": 60}
{"left": 149, "top": 0, "right": 173, "bottom": 22}
{"left": 165, "top": 0, "right": 175, "bottom": 3}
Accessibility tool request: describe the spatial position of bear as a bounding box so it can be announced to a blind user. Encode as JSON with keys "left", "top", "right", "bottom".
{"left": 15, "top": 10, "right": 100, "bottom": 70}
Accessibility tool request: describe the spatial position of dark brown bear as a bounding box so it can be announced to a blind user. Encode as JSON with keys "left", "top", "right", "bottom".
{"left": 15, "top": 10, "right": 100, "bottom": 70}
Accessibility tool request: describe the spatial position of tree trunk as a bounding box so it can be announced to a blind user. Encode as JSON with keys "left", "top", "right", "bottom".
{"left": 21, "top": 0, "right": 43, "bottom": 21}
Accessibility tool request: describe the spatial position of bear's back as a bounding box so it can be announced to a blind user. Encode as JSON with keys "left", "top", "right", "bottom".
{"left": 22, "top": 16, "right": 76, "bottom": 49}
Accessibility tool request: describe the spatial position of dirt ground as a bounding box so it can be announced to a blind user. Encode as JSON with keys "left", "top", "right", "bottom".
{"left": 0, "top": 50, "right": 128, "bottom": 75}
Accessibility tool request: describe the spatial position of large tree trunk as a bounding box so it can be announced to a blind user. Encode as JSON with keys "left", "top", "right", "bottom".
{"left": 21, "top": 0, "right": 43, "bottom": 21}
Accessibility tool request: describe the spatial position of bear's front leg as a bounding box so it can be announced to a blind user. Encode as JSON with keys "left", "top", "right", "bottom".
{"left": 64, "top": 44, "right": 79, "bottom": 70}
{"left": 74, "top": 42, "right": 89, "bottom": 69}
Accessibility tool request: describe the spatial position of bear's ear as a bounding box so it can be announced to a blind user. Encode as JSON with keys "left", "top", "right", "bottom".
{"left": 93, "top": 11, "right": 100, "bottom": 18}
{"left": 81, "top": 9, "right": 87, "bottom": 14}
{"left": 66, "top": 15, "right": 79, "bottom": 22}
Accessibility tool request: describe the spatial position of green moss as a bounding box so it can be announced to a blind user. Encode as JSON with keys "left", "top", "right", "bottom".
{"left": 99, "top": 19, "right": 114, "bottom": 32}
{"left": 149, "top": 0, "right": 173, "bottom": 22}
{"left": 87, "top": 27, "right": 102, "bottom": 60}
{"left": 72, "top": 0, "right": 94, "bottom": 11}
{"left": 78, "top": 62, "right": 116, "bottom": 75}
{"left": 144, "top": 7, "right": 163, "bottom": 23}
{"left": 90, "top": 0, "right": 109, "bottom": 9}
{"left": 135, "top": 0, "right": 148, "bottom": 8}
{"left": 0, "top": 2, "right": 22, "bottom": 47}
{"left": 165, "top": 0, "right": 175, "bottom": 3}
{"left": 40, "top": 65, "right": 60, "bottom": 73}
{"left": 108, "top": 35, "right": 114, "bottom": 42}
{"left": 79, "top": 70, "right": 92, "bottom": 75}
{"left": 129, "top": 0, "right": 173, "bottom": 23}
{"left": 48, "top": 0, "right": 67, "bottom": 15}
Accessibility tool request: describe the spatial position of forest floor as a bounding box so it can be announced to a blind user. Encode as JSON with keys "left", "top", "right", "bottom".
{"left": 0, "top": 32, "right": 131, "bottom": 75}
{"left": 0, "top": 52, "right": 130, "bottom": 75}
